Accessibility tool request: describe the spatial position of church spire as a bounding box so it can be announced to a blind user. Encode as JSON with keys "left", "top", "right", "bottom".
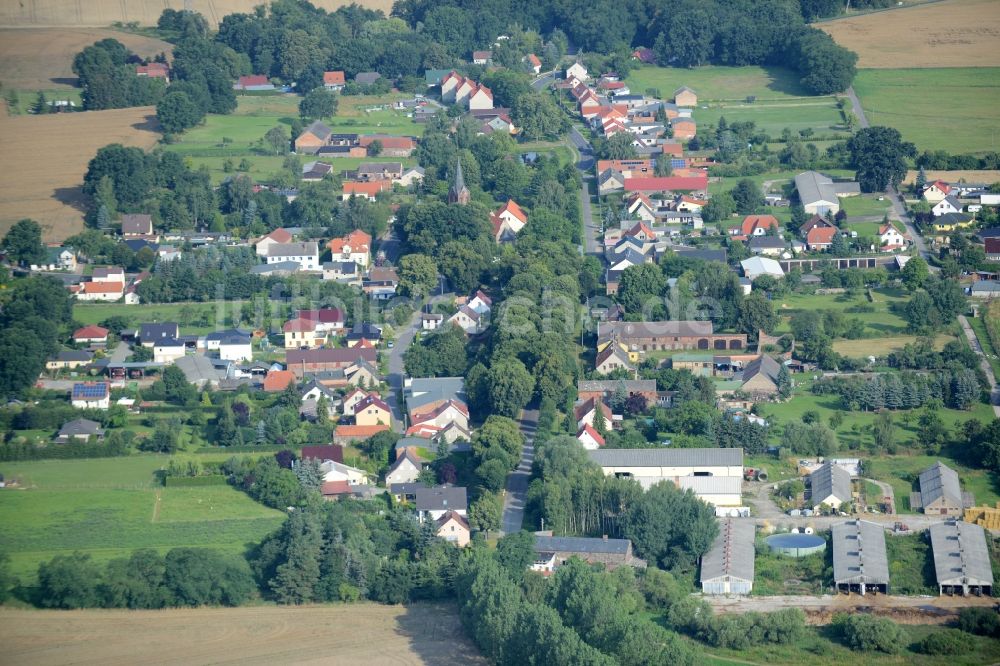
{"left": 448, "top": 157, "right": 469, "bottom": 205}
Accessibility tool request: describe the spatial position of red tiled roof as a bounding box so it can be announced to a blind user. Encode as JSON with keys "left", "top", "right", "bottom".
{"left": 296, "top": 308, "right": 345, "bottom": 324}
{"left": 335, "top": 424, "right": 390, "bottom": 439}
{"left": 741, "top": 215, "right": 780, "bottom": 236}
{"left": 343, "top": 180, "right": 391, "bottom": 197}
{"left": 527, "top": 54, "right": 541, "bottom": 67}
{"left": 283, "top": 318, "right": 317, "bottom": 333}
{"left": 263, "top": 370, "right": 295, "bottom": 392}
{"left": 79, "top": 281, "right": 124, "bottom": 294}
{"left": 238, "top": 75, "right": 270, "bottom": 87}
{"left": 577, "top": 424, "right": 606, "bottom": 447}
{"left": 321, "top": 480, "right": 351, "bottom": 496}
{"left": 73, "top": 325, "right": 109, "bottom": 339}
{"left": 328, "top": 229, "right": 372, "bottom": 254}
{"left": 358, "top": 136, "right": 414, "bottom": 150}
{"left": 302, "top": 445, "right": 344, "bottom": 463}
{"left": 496, "top": 199, "right": 527, "bottom": 224}
{"left": 806, "top": 227, "right": 837, "bottom": 245}
{"left": 261, "top": 228, "right": 293, "bottom": 244}
{"left": 323, "top": 71, "right": 345, "bottom": 85}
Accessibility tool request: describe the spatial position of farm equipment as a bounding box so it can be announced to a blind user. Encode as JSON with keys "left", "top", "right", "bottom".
{"left": 893, "top": 522, "right": 911, "bottom": 534}
{"left": 744, "top": 468, "right": 769, "bottom": 482}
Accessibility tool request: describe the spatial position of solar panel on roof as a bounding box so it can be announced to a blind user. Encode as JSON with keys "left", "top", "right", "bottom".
{"left": 73, "top": 384, "right": 108, "bottom": 398}
{"left": 670, "top": 159, "right": 686, "bottom": 168}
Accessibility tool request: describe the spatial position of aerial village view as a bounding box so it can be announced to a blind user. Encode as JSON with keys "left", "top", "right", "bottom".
{"left": 0, "top": 0, "right": 999, "bottom": 663}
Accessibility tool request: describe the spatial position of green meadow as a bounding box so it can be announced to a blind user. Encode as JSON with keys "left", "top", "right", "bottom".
{"left": 626, "top": 64, "right": 817, "bottom": 102}
{"left": 0, "top": 456, "right": 284, "bottom": 582}
{"left": 853, "top": 68, "right": 1000, "bottom": 154}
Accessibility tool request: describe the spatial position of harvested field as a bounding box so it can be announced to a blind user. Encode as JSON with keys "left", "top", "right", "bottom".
{"left": 0, "top": 0, "right": 392, "bottom": 28}
{"left": 0, "top": 28, "right": 172, "bottom": 90}
{"left": 0, "top": 603, "right": 485, "bottom": 666}
{"left": 0, "top": 102, "right": 159, "bottom": 241}
{"left": 818, "top": 0, "right": 1000, "bottom": 68}
{"left": 903, "top": 169, "right": 1000, "bottom": 185}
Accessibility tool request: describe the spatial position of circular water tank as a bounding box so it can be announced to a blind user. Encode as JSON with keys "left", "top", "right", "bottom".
{"left": 804, "top": 527, "right": 815, "bottom": 535}
{"left": 791, "top": 527, "right": 799, "bottom": 534}
{"left": 766, "top": 533, "right": 826, "bottom": 558}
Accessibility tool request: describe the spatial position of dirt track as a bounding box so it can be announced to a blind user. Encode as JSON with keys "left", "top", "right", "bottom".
{"left": 0, "top": 602, "right": 486, "bottom": 666}
{"left": 707, "top": 593, "right": 997, "bottom": 625}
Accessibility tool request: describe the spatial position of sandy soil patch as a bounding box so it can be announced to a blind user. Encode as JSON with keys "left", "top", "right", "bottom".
{"left": 818, "top": 0, "right": 1000, "bottom": 68}
{"left": 903, "top": 169, "right": 1000, "bottom": 185}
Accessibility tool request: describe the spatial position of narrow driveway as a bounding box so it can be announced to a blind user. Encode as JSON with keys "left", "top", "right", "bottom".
{"left": 844, "top": 86, "right": 931, "bottom": 260}
{"left": 958, "top": 314, "right": 1000, "bottom": 416}
{"left": 568, "top": 126, "right": 602, "bottom": 258}
{"left": 500, "top": 407, "right": 539, "bottom": 535}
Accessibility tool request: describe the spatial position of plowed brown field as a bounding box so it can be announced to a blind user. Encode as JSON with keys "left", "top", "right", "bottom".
{"left": 818, "top": 0, "right": 1000, "bottom": 68}
{"left": 0, "top": 28, "right": 173, "bottom": 89}
{"left": 0, "top": 102, "right": 160, "bottom": 241}
{"left": 0, "top": 603, "right": 486, "bottom": 666}
{"left": 0, "top": 0, "right": 392, "bottom": 27}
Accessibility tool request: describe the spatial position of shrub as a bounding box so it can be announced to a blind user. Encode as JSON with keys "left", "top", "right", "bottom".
{"left": 957, "top": 607, "right": 1000, "bottom": 638}
{"left": 837, "top": 613, "right": 904, "bottom": 653}
{"left": 917, "top": 629, "right": 970, "bottom": 655}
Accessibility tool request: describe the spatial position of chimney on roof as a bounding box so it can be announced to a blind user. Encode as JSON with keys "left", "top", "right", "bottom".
{"left": 602, "top": 534, "right": 608, "bottom": 541}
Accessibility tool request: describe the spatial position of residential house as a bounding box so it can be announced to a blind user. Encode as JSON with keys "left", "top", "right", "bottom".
{"left": 217, "top": 334, "right": 252, "bottom": 362}
{"left": 265, "top": 241, "right": 319, "bottom": 271}
{"left": 575, "top": 397, "right": 612, "bottom": 429}
{"left": 71, "top": 382, "right": 110, "bottom": 410}
{"left": 345, "top": 321, "right": 383, "bottom": 347}
{"left": 398, "top": 166, "right": 425, "bottom": 187}
{"left": 294, "top": 120, "right": 333, "bottom": 154}
{"left": 70, "top": 279, "right": 124, "bottom": 302}
{"left": 263, "top": 370, "right": 296, "bottom": 392}
{"left": 809, "top": 461, "right": 852, "bottom": 509}
{"left": 740, "top": 355, "right": 782, "bottom": 398}
{"left": 922, "top": 180, "right": 952, "bottom": 204}
{"left": 55, "top": 418, "right": 105, "bottom": 444}
{"left": 121, "top": 214, "right": 154, "bottom": 238}
{"left": 327, "top": 229, "right": 372, "bottom": 267}
{"left": 806, "top": 226, "right": 838, "bottom": 251}
{"left": 911, "top": 461, "right": 968, "bottom": 516}
{"left": 673, "top": 86, "right": 697, "bottom": 107}
{"left": 594, "top": 344, "right": 635, "bottom": 376}
{"left": 799, "top": 214, "right": 836, "bottom": 238}
{"left": 31, "top": 245, "right": 77, "bottom": 272}
{"left": 626, "top": 192, "right": 656, "bottom": 222}
{"left": 283, "top": 318, "right": 325, "bottom": 349}
{"left": 73, "top": 325, "right": 109, "bottom": 347}
{"left": 342, "top": 180, "right": 391, "bottom": 201}
{"left": 323, "top": 70, "right": 346, "bottom": 91}
{"left": 735, "top": 215, "right": 781, "bottom": 239}
{"left": 318, "top": 459, "right": 371, "bottom": 485}
{"left": 386, "top": 449, "right": 423, "bottom": 486}
{"left": 566, "top": 62, "right": 589, "bottom": 81}
{"left": 795, "top": 171, "right": 860, "bottom": 216}
{"left": 295, "top": 308, "right": 346, "bottom": 335}
{"left": 670, "top": 117, "right": 696, "bottom": 139}
{"left": 525, "top": 53, "right": 542, "bottom": 74}
{"left": 472, "top": 50, "right": 492, "bottom": 65}
{"left": 301, "top": 445, "right": 345, "bottom": 464}
{"left": 741, "top": 256, "right": 784, "bottom": 281}
{"left": 488, "top": 199, "right": 528, "bottom": 243}
{"left": 139, "top": 322, "right": 179, "bottom": 346}
{"left": 322, "top": 261, "right": 359, "bottom": 282}
{"left": 576, "top": 424, "right": 606, "bottom": 450}
{"left": 355, "top": 162, "right": 404, "bottom": 181}
{"left": 932, "top": 196, "right": 961, "bottom": 217}
{"left": 135, "top": 62, "right": 169, "bottom": 82}
{"left": 254, "top": 228, "right": 294, "bottom": 256}
{"left": 985, "top": 238, "right": 1000, "bottom": 261}
{"left": 435, "top": 511, "right": 470, "bottom": 547}
{"left": 153, "top": 339, "right": 185, "bottom": 364}
{"left": 404, "top": 377, "right": 470, "bottom": 436}
{"left": 422, "top": 312, "right": 444, "bottom": 330}
{"left": 748, "top": 236, "right": 786, "bottom": 256}
{"left": 467, "top": 84, "right": 494, "bottom": 110}
{"left": 363, "top": 266, "right": 401, "bottom": 299}
{"left": 931, "top": 212, "right": 975, "bottom": 233}
{"left": 46, "top": 350, "right": 93, "bottom": 371}
{"left": 353, "top": 394, "right": 391, "bottom": 427}
{"left": 879, "top": 223, "right": 907, "bottom": 251}
{"left": 415, "top": 485, "right": 468, "bottom": 522}
{"left": 234, "top": 75, "right": 274, "bottom": 91}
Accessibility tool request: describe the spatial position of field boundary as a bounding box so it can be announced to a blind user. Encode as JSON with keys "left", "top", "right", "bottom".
{"left": 811, "top": 0, "right": 946, "bottom": 24}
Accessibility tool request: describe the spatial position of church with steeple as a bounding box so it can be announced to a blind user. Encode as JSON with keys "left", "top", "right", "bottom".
{"left": 448, "top": 158, "right": 470, "bottom": 205}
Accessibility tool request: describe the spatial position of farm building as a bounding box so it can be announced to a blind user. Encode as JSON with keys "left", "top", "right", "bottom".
{"left": 910, "top": 461, "right": 969, "bottom": 517}
{"left": 832, "top": 520, "right": 889, "bottom": 595}
{"left": 587, "top": 448, "right": 744, "bottom": 504}
{"left": 928, "top": 520, "right": 994, "bottom": 596}
{"left": 700, "top": 519, "right": 755, "bottom": 595}
{"left": 794, "top": 171, "right": 860, "bottom": 216}
{"left": 739, "top": 355, "right": 782, "bottom": 398}
{"left": 809, "top": 461, "right": 852, "bottom": 509}
{"left": 531, "top": 534, "right": 645, "bottom": 574}
{"left": 597, "top": 320, "right": 746, "bottom": 352}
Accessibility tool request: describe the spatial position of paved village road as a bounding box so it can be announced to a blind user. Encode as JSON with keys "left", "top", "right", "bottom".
{"left": 958, "top": 314, "right": 1000, "bottom": 417}
{"left": 844, "top": 86, "right": 931, "bottom": 261}
{"left": 531, "top": 70, "right": 556, "bottom": 91}
{"left": 500, "top": 408, "right": 539, "bottom": 535}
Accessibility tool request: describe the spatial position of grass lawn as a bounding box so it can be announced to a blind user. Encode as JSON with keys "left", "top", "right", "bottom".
{"left": 165, "top": 93, "right": 424, "bottom": 183}
{"left": 853, "top": 68, "right": 1000, "bottom": 154}
{"left": 838, "top": 194, "right": 891, "bottom": 218}
{"left": 0, "top": 455, "right": 284, "bottom": 582}
{"left": 752, "top": 538, "right": 830, "bottom": 595}
{"left": 773, "top": 288, "right": 911, "bottom": 337}
{"left": 866, "top": 452, "right": 1000, "bottom": 513}
{"left": 5, "top": 89, "right": 83, "bottom": 115}
{"left": 831, "top": 333, "right": 955, "bottom": 357}
{"left": 968, "top": 315, "right": 1000, "bottom": 380}
{"left": 74, "top": 301, "right": 243, "bottom": 335}
{"left": 703, "top": 624, "right": 1000, "bottom": 666}
{"left": 695, "top": 100, "right": 849, "bottom": 138}
{"left": 626, "top": 64, "right": 818, "bottom": 102}
{"left": 709, "top": 168, "right": 855, "bottom": 197}
{"left": 885, "top": 532, "right": 937, "bottom": 595}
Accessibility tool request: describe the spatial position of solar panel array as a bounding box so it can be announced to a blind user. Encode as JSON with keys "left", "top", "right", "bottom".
{"left": 72, "top": 383, "right": 108, "bottom": 399}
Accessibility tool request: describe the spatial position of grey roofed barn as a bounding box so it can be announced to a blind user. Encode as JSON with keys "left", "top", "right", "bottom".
{"left": 588, "top": 447, "right": 743, "bottom": 468}
{"left": 700, "top": 519, "right": 755, "bottom": 587}
{"left": 809, "top": 461, "right": 852, "bottom": 506}
{"left": 832, "top": 520, "right": 890, "bottom": 591}
{"left": 928, "top": 520, "right": 994, "bottom": 593}
{"left": 534, "top": 535, "right": 632, "bottom": 555}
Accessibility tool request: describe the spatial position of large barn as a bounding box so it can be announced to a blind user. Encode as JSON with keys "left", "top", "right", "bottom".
{"left": 701, "top": 519, "right": 755, "bottom": 595}
{"left": 587, "top": 448, "right": 744, "bottom": 506}
{"left": 928, "top": 520, "right": 994, "bottom": 596}
{"left": 911, "top": 461, "right": 967, "bottom": 516}
{"left": 832, "top": 520, "right": 889, "bottom": 595}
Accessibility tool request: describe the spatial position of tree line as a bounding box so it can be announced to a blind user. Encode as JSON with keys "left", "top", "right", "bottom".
{"left": 812, "top": 369, "right": 984, "bottom": 412}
